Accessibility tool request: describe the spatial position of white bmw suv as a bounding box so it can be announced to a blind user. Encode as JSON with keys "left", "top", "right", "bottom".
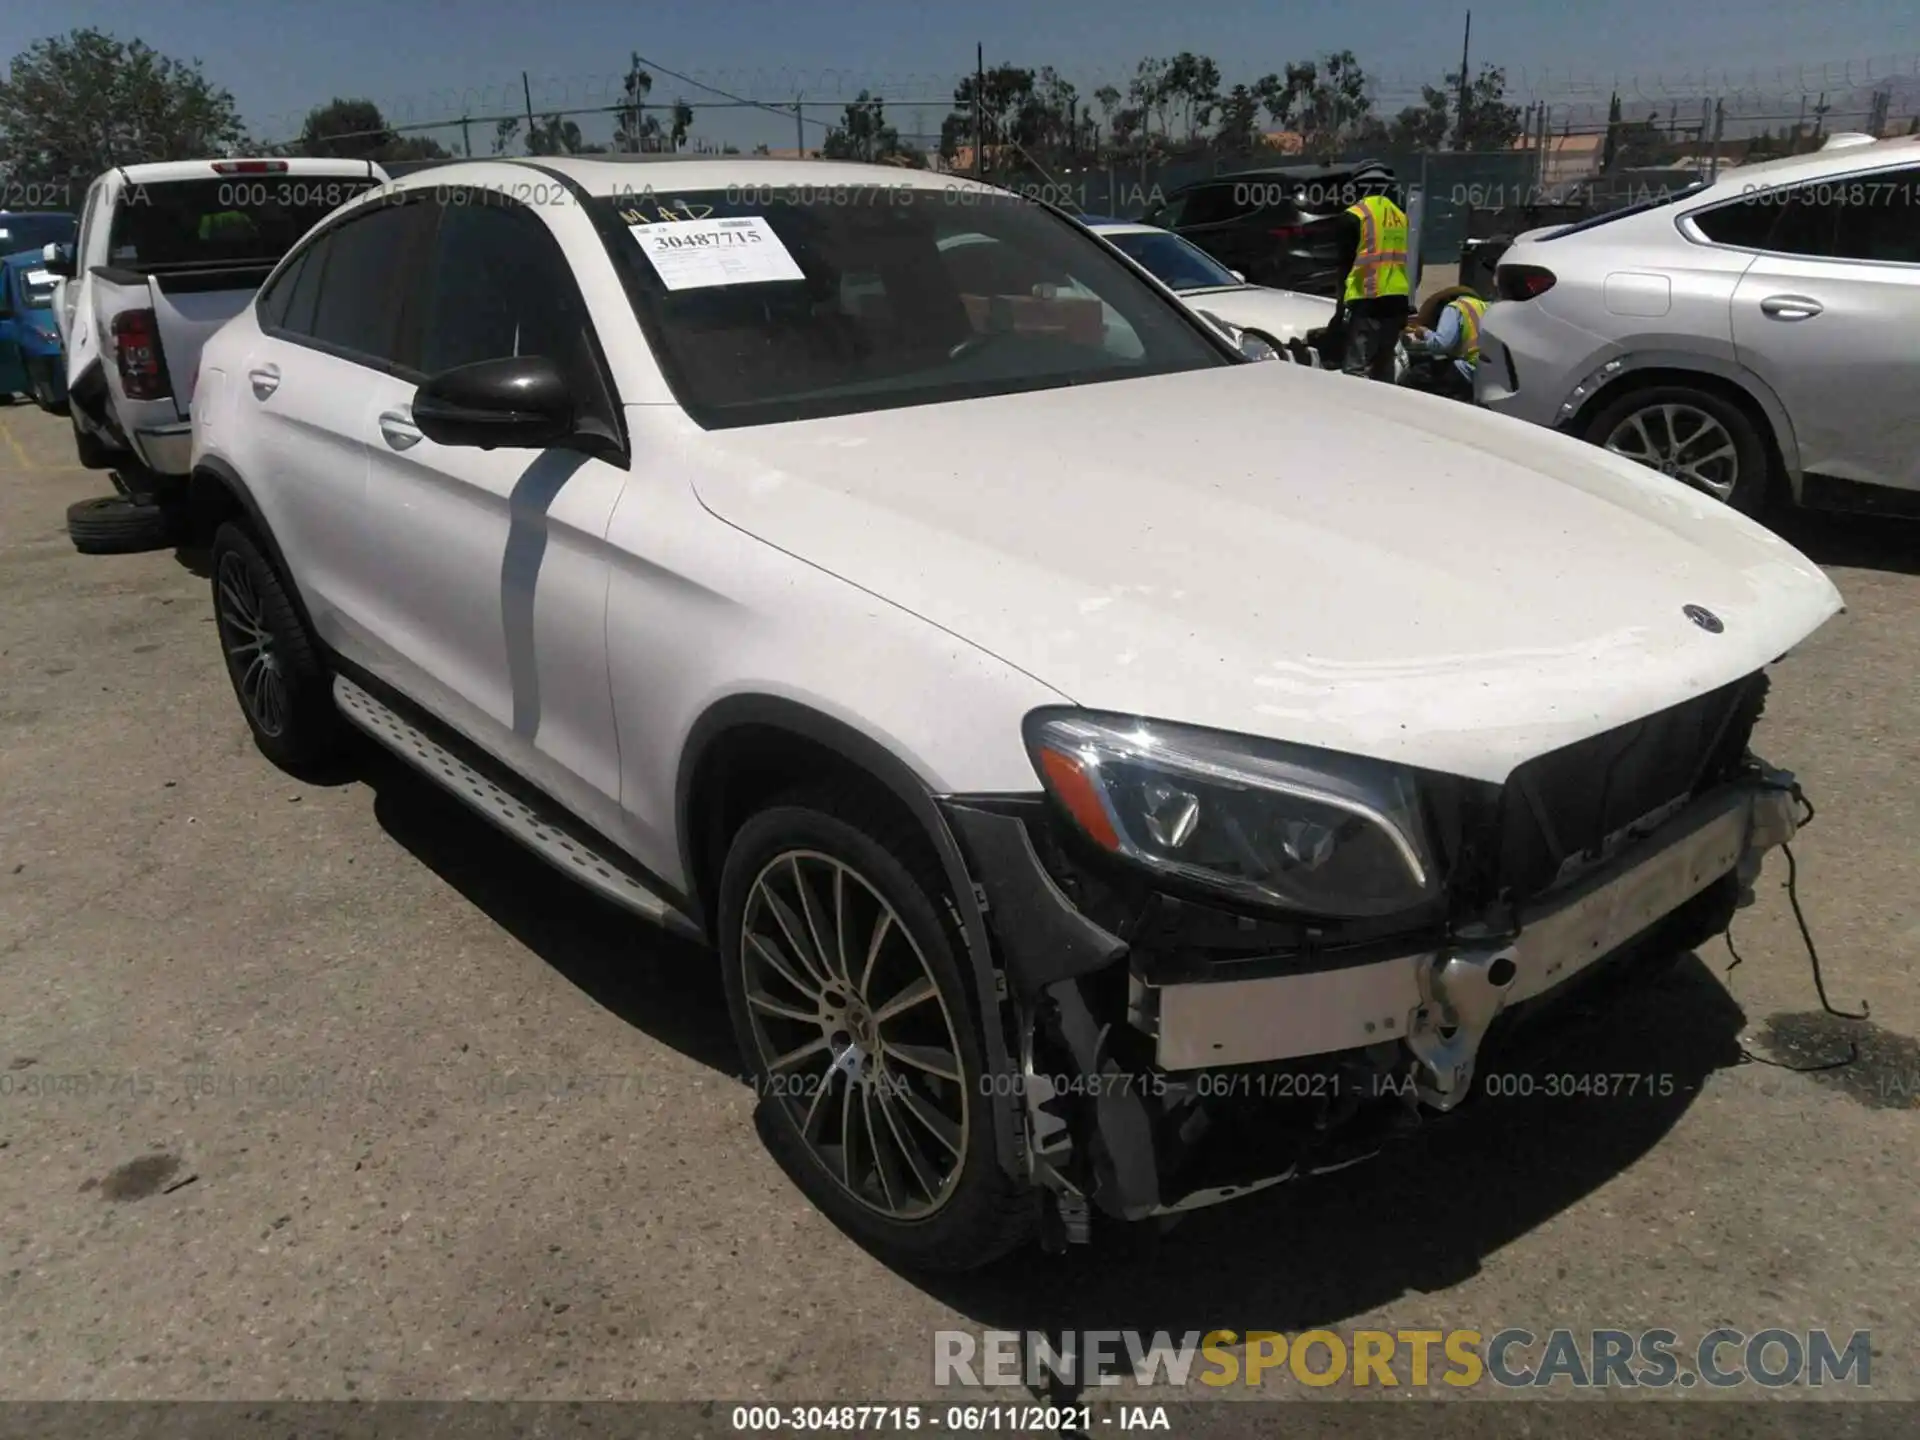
{"left": 189, "top": 157, "right": 1838, "bottom": 1270}
{"left": 1477, "top": 134, "right": 1920, "bottom": 516}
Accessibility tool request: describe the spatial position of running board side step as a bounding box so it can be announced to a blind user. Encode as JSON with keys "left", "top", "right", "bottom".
{"left": 332, "top": 676, "right": 703, "bottom": 942}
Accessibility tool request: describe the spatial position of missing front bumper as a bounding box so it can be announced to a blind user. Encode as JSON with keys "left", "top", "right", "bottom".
{"left": 1149, "top": 773, "right": 1799, "bottom": 1104}
{"left": 946, "top": 767, "right": 1803, "bottom": 1225}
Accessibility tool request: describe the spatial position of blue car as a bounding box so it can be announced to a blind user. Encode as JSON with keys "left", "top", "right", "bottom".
{"left": 0, "top": 246, "right": 67, "bottom": 413}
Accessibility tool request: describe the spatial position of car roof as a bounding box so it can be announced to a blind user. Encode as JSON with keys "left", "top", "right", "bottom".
{"left": 1696, "top": 133, "right": 1920, "bottom": 194}
{"left": 1208, "top": 160, "right": 1392, "bottom": 183}
{"left": 431, "top": 155, "right": 1007, "bottom": 202}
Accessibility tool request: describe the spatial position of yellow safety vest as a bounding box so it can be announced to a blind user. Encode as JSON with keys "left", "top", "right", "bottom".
{"left": 1450, "top": 295, "right": 1489, "bottom": 365}
{"left": 1343, "top": 195, "right": 1410, "bottom": 303}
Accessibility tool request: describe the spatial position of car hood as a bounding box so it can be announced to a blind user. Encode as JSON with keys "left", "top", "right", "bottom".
{"left": 1181, "top": 286, "right": 1336, "bottom": 343}
{"left": 686, "top": 365, "right": 1842, "bottom": 782}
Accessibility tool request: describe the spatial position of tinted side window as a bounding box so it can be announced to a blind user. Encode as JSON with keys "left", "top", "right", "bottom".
{"left": 1691, "top": 197, "right": 1779, "bottom": 249}
{"left": 1832, "top": 166, "right": 1920, "bottom": 263}
{"left": 257, "top": 246, "right": 310, "bottom": 330}
{"left": 1181, "top": 186, "right": 1247, "bottom": 227}
{"left": 279, "top": 234, "right": 328, "bottom": 335}
{"left": 308, "top": 203, "right": 414, "bottom": 362}
{"left": 415, "top": 196, "right": 601, "bottom": 392}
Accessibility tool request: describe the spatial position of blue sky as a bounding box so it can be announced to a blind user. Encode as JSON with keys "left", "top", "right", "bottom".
{"left": 6, "top": 0, "right": 1918, "bottom": 152}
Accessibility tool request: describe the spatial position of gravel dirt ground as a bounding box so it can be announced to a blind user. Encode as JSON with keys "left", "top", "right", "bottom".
{"left": 0, "top": 400, "right": 1915, "bottom": 1412}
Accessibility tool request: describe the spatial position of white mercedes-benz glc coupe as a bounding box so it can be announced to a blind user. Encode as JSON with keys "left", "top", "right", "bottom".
{"left": 187, "top": 157, "right": 1839, "bottom": 1270}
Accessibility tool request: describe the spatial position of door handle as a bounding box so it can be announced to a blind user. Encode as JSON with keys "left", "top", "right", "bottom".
{"left": 1759, "top": 294, "right": 1823, "bottom": 321}
{"left": 247, "top": 364, "right": 280, "bottom": 399}
{"left": 378, "top": 408, "right": 422, "bottom": 450}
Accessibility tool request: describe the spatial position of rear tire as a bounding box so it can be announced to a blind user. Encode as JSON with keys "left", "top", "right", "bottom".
{"left": 718, "top": 785, "right": 1036, "bottom": 1271}
{"left": 1584, "top": 384, "right": 1771, "bottom": 516}
{"left": 208, "top": 520, "right": 342, "bottom": 769}
{"left": 65, "top": 494, "right": 175, "bottom": 555}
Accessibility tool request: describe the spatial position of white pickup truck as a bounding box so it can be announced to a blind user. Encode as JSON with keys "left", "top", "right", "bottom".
{"left": 45, "top": 157, "right": 388, "bottom": 514}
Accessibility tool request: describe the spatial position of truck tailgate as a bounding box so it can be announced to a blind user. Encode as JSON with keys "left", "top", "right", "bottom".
{"left": 151, "top": 268, "right": 272, "bottom": 418}
{"left": 93, "top": 263, "right": 271, "bottom": 422}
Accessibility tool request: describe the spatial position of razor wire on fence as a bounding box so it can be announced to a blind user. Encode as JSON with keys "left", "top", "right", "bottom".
{"left": 248, "top": 51, "right": 1920, "bottom": 151}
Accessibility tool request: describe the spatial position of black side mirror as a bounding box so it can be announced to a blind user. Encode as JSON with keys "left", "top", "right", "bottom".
{"left": 41, "top": 243, "right": 75, "bottom": 279}
{"left": 412, "top": 355, "right": 575, "bottom": 450}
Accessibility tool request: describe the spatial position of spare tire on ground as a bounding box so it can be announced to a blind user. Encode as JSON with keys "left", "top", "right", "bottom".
{"left": 65, "top": 494, "right": 177, "bottom": 555}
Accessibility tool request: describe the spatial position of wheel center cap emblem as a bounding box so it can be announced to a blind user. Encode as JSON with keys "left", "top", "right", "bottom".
{"left": 1683, "top": 604, "right": 1724, "bottom": 634}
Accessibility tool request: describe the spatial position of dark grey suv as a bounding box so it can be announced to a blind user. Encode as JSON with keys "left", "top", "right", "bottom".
{"left": 1139, "top": 161, "right": 1394, "bottom": 296}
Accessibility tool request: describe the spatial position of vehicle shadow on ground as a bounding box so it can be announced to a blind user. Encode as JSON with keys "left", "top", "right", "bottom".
{"left": 351, "top": 738, "right": 741, "bottom": 1076}
{"left": 914, "top": 952, "right": 1748, "bottom": 1339}
{"left": 1769, "top": 508, "right": 1920, "bottom": 578}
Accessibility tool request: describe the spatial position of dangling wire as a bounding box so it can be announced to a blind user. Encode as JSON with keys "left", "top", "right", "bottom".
{"left": 1723, "top": 779, "right": 1868, "bottom": 1071}
{"left": 1782, "top": 842, "right": 1869, "bottom": 1021}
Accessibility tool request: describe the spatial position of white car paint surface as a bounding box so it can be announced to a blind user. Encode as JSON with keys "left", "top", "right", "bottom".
{"left": 690, "top": 358, "right": 1840, "bottom": 784}
{"left": 1090, "top": 221, "right": 1336, "bottom": 344}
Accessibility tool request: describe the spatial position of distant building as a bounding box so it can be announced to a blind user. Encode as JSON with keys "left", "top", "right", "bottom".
{"left": 1513, "top": 133, "right": 1607, "bottom": 185}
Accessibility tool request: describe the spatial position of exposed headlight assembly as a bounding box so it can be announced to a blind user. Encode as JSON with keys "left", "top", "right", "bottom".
{"left": 1024, "top": 709, "right": 1438, "bottom": 918}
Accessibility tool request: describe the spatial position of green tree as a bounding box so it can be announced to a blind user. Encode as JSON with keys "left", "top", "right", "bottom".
{"left": 297, "top": 98, "right": 450, "bottom": 161}
{"left": 1260, "top": 51, "right": 1374, "bottom": 160}
{"left": 939, "top": 63, "right": 1036, "bottom": 164}
{"left": 613, "top": 53, "right": 664, "bottom": 153}
{"left": 1163, "top": 52, "right": 1222, "bottom": 141}
{"left": 821, "top": 91, "right": 913, "bottom": 163}
{"left": 1016, "top": 67, "right": 1084, "bottom": 152}
{"left": 1214, "top": 83, "right": 1262, "bottom": 153}
{"left": 525, "top": 112, "right": 605, "bottom": 155}
{"left": 0, "top": 27, "right": 246, "bottom": 185}
{"left": 1389, "top": 88, "right": 1452, "bottom": 149}
{"left": 1388, "top": 65, "right": 1521, "bottom": 151}
{"left": 1452, "top": 65, "right": 1523, "bottom": 150}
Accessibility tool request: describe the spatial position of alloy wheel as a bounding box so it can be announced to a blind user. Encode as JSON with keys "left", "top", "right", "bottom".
{"left": 1603, "top": 403, "right": 1740, "bottom": 502}
{"left": 739, "top": 850, "right": 970, "bottom": 1221}
{"left": 215, "top": 551, "right": 289, "bottom": 737}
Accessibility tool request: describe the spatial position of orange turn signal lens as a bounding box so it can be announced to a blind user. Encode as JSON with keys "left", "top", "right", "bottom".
{"left": 1037, "top": 746, "right": 1121, "bottom": 852}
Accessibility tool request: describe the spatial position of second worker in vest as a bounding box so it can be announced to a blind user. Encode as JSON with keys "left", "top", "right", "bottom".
{"left": 1329, "top": 181, "right": 1412, "bottom": 382}
{"left": 1403, "top": 286, "right": 1489, "bottom": 401}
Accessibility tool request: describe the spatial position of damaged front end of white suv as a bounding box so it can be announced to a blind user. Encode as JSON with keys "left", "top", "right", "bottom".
{"left": 941, "top": 668, "right": 1807, "bottom": 1244}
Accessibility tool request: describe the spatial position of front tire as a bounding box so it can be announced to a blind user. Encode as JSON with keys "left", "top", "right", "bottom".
{"left": 718, "top": 787, "right": 1036, "bottom": 1271}
{"left": 208, "top": 521, "right": 342, "bottom": 769}
{"left": 1584, "top": 384, "right": 1771, "bottom": 515}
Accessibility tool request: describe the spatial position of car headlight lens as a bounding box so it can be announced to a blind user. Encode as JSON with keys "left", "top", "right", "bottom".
{"left": 1024, "top": 709, "right": 1438, "bottom": 917}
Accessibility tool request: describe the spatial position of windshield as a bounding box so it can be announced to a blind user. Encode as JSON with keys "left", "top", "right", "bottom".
{"left": 106, "top": 176, "right": 379, "bottom": 269}
{"left": 1100, "top": 229, "right": 1242, "bottom": 291}
{"left": 588, "top": 187, "right": 1232, "bottom": 429}
{"left": 0, "top": 213, "right": 75, "bottom": 254}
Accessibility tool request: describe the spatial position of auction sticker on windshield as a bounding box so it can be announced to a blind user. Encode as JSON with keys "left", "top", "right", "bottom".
{"left": 628, "top": 216, "right": 804, "bottom": 290}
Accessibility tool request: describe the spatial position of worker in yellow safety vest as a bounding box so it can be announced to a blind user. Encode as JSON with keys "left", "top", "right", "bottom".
{"left": 1405, "top": 286, "right": 1489, "bottom": 400}
{"left": 1330, "top": 181, "right": 1412, "bottom": 381}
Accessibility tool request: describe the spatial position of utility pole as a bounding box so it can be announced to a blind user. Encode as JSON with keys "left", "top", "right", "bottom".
{"left": 1453, "top": 11, "right": 1472, "bottom": 150}
{"left": 522, "top": 71, "right": 536, "bottom": 153}
{"left": 794, "top": 95, "right": 805, "bottom": 157}
{"left": 461, "top": 114, "right": 472, "bottom": 158}
{"left": 975, "top": 43, "right": 986, "bottom": 179}
{"left": 1709, "top": 99, "right": 1725, "bottom": 181}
